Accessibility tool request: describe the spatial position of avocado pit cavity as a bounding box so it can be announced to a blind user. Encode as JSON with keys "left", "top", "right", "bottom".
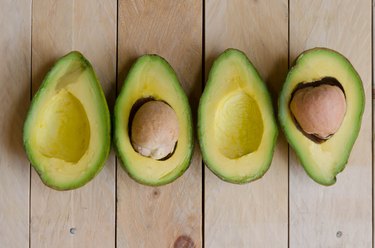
{"left": 131, "top": 100, "right": 179, "bottom": 160}
{"left": 290, "top": 83, "right": 346, "bottom": 140}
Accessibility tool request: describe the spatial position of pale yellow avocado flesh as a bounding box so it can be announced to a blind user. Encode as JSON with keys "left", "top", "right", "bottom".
{"left": 24, "top": 53, "right": 110, "bottom": 189}
{"left": 199, "top": 49, "right": 277, "bottom": 183}
{"left": 114, "top": 55, "right": 193, "bottom": 185}
{"left": 36, "top": 89, "right": 90, "bottom": 163}
{"left": 215, "top": 91, "right": 263, "bottom": 159}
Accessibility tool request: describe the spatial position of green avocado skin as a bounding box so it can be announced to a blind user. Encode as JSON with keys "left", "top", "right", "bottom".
{"left": 23, "top": 51, "right": 111, "bottom": 191}
{"left": 198, "top": 48, "right": 278, "bottom": 184}
{"left": 278, "top": 48, "right": 365, "bottom": 186}
{"left": 114, "top": 55, "right": 194, "bottom": 186}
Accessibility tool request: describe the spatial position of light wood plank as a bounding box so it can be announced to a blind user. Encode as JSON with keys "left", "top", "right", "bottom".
{"left": 0, "top": 0, "right": 31, "bottom": 247}
{"left": 289, "top": 1, "right": 372, "bottom": 247}
{"left": 117, "top": 1, "right": 202, "bottom": 247}
{"left": 205, "top": 1, "right": 288, "bottom": 247}
{"left": 30, "top": 0, "right": 116, "bottom": 247}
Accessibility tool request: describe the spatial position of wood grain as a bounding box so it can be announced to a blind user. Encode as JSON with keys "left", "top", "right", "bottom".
{"left": 116, "top": 1, "right": 202, "bottom": 247}
{"left": 289, "top": 1, "right": 372, "bottom": 247}
{"left": 30, "top": 0, "right": 116, "bottom": 247}
{"left": 204, "top": 0, "right": 289, "bottom": 247}
{"left": 0, "top": 0, "right": 31, "bottom": 247}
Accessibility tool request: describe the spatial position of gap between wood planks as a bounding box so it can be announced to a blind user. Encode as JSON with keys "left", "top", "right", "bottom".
{"left": 202, "top": 0, "right": 205, "bottom": 247}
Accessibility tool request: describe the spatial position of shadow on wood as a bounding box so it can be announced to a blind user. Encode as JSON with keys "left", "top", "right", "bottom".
{"left": 265, "top": 56, "right": 288, "bottom": 112}
{"left": 6, "top": 82, "right": 30, "bottom": 169}
{"left": 117, "top": 55, "right": 139, "bottom": 91}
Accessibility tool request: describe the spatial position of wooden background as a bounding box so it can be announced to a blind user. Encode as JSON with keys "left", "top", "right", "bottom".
{"left": 0, "top": 0, "right": 372, "bottom": 247}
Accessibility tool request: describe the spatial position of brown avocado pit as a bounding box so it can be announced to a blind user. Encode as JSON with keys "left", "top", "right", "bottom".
{"left": 289, "top": 77, "right": 346, "bottom": 143}
{"left": 130, "top": 99, "right": 179, "bottom": 160}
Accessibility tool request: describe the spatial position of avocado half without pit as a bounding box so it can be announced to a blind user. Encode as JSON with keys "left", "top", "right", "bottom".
{"left": 279, "top": 48, "right": 365, "bottom": 185}
{"left": 198, "top": 49, "right": 278, "bottom": 184}
{"left": 114, "top": 55, "right": 194, "bottom": 186}
{"left": 23, "top": 51, "right": 111, "bottom": 190}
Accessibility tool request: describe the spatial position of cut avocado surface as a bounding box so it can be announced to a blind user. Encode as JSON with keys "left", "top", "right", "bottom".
{"left": 198, "top": 49, "right": 278, "bottom": 184}
{"left": 279, "top": 48, "right": 365, "bottom": 185}
{"left": 23, "top": 51, "right": 111, "bottom": 190}
{"left": 114, "top": 55, "right": 193, "bottom": 186}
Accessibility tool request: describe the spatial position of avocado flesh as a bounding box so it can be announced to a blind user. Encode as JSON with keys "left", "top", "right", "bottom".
{"left": 215, "top": 91, "right": 264, "bottom": 159}
{"left": 279, "top": 48, "right": 365, "bottom": 185}
{"left": 114, "top": 55, "right": 193, "bottom": 186}
{"left": 198, "top": 49, "right": 278, "bottom": 184}
{"left": 23, "top": 51, "right": 111, "bottom": 190}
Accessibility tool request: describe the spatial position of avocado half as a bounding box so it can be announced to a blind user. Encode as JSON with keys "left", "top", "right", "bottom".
{"left": 114, "top": 55, "right": 194, "bottom": 186}
{"left": 279, "top": 48, "right": 365, "bottom": 185}
{"left": 23, "top": 51, "right": 111, "bottom": 190}
{"left": 198, "top": 49, "right": 278, "bottom": 184}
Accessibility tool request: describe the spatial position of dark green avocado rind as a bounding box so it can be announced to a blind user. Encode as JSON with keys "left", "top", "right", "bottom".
{"left": 198, "top": 48, "right": 278, "bottom": 184}
{"left": 114, "top": 54, "right": 194, "bottom": 186}
{"left": 278, "top": 48, "right": 365, "bottom": 186}
{"left": 23, "top": 51, "right": 111, "bottom": 191}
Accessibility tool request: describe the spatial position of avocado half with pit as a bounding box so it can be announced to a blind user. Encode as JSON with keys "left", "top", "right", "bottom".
{"left": 23, "top": 51, "right": 111, "bottom": 190}
{"left": 114, "top": 55, "right": 193, "bottom": 186}
{"left": 279, "top": 48, "right": 365, "bottom": 185}
{"left": 198, "top": 49, "right": 278, "bottom": 184}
